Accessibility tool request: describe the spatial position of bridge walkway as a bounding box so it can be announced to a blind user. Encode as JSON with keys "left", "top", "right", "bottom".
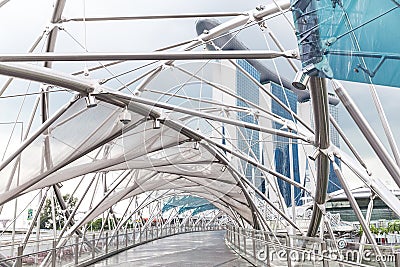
{"left": 92, "top": 231, "right": 251, "bottom": 267}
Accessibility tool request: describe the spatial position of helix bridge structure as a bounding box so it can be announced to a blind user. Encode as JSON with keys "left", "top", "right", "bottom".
{"left": 0, "top": 0, "right": 399, "bottom": 266}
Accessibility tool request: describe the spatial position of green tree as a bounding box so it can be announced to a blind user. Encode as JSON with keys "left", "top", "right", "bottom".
{"left": 40, "top": 194, "right": 77, "bottom": 230}
{"left": 89, "top": 218, "right": 111, "bottom": 231}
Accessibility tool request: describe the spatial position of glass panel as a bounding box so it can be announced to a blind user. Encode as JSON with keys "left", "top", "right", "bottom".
{"left": 291, "top": 0, "right": 400, "bottom": 88}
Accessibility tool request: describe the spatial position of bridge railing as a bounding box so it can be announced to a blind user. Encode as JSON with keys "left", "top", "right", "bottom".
{"left": 225, "top": 226, "right": 400, "bottom": 267}
{"left": 0, "top": 223, "right": 223, "bottom": 267}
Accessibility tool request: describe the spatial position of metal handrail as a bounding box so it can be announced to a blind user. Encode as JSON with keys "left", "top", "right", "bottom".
{"left": 225, "top": 226, "right": 400, "bottom": 267}
{"left": 1, "top": 223, "right": 223, "bottom": 267}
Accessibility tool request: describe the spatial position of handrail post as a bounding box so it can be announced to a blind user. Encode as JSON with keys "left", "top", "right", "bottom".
{"left": 395, "top": 252, "right": 400, "bottom": 267}
{"left": 231, "top": 226, "right": 233, "bottom": 244}
{"left": 233, "top": 227, "right": 237, "bottom": 248}
{"left": 116, "top": 230, "right": 119, "bottom": 250}
{"left": 238, "top": 228, "right": 241, "bottom": 253}
{"left": 105, "top": 232, "right": 108, "bottom": 254}
{"left": 321, "top": 241, "right": 328, "bottom": 267}
{"left": 243, "top": 228, "right": 247, "bottom": 255}
{"left": 92, "top": 234, "right": 95, "bottom": 259}
{"left": 286, "top": 234, "right": 292, "bottom": 267}
{"left": 74, "top": 236, "right": 79, "bottom": 265}
{"left": 125, "top": 228, "right": 128, "bottom": 247}
{"left": 51, "top": 240, "right": 56, "bottom": 267}
{"left": 16, "top": 245, "right": 23, "bottom": 267}
{"left": 263, "top": 231, "right": 271, "bottom": 266}
{"left": 252, "top": 229, "right": 256, "bottom": 260}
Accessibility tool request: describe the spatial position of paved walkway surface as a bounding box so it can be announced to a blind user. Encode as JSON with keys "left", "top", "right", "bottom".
{"left": 92, "top": 231, "right": 252, "bottom": 267}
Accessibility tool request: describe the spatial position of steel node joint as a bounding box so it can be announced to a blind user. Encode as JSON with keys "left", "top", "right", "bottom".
{"left": 283, "top": 49, "right": 299, "bottom": 59}
{"left": 44, "top": 22, "right": 63, "bottom": 35}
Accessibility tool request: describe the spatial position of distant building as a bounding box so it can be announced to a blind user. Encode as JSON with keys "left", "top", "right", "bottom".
{"left": 328, "top": 97, "right": 342, "bottom": 193}
{"left": 235, "top": 59, "right": 264, "bottom": 192}
{"left": 299, "top": 97, "right": 342, "bottom": 196}
{"left": 270, "top": 82, "right": 302, "bottom": 207}
{"left": 196, "top": 18, "right": 343, "bottom": 199}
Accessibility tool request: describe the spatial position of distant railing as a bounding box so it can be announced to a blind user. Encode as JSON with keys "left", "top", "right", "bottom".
{"left": 225, "top": 226, "right": 400, "bottom": 267}
{"left": 0, "top": 223, "right": 223, "bottom": 267}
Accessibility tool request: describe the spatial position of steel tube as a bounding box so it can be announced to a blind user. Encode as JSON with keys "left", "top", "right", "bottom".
{"left": 0, "top": 63, "right": 95, "bottom": 94}
{"left": 332, "top": 163, "right": 386, "bottom": 267}
{"left": 108, "top": 91, "right": 308, "bottom": 142}
{"left": 63, "top": 12, "right": 246, "bottom": 22}
{"left": 0, "top": 99, "right": 74, "bottom": 173}
{"left": 333, "top": 80, "right": 400, "bottom": 188}
{"left": 0, "top": 50, "right": 296, "bottom": 62}
{"left": 307, "top": 77, "right": 330, "bottom": 237}
{"left": 369, "top": 84, "right": 400, "bottom": 166}
{"left": 337, "top": 148, "right": 400, "bottom": 218}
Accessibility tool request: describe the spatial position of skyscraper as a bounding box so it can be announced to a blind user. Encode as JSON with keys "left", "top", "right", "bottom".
{"left": 270, "top": 82, "right": 302, "bottom": 207}
{"left": 235, "top": 59, "right": 264, "bottom": 192}
{"left": 328, "top": 97, "right": 341, "bottom": 193}
{"left": 196, "top": 17, "right": 343, "bottom": 199}
{"left": 299, "top": 95, "right": 342, "bottom": 195}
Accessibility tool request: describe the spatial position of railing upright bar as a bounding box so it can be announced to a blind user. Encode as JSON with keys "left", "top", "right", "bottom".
{"left": 286, "top": 234, "right": 292, "bottom": 267}
{"left": 74, "top": 236, "right": 79, "bottom": 265}
{"left": 16, "top": 245, "right": 23, "bottom": 267}
{"left": 125, "top": 228, "right": 128, "bottom": 247}
{"left": 51, "top": 240, "right": 56, "bottom": 267}
{"left": 91, "top": 234, "right": 95, "bottom": 259}
{"left": 116, "top": 230, "right": 119, "bottom": 250}
{"left": 242, "top": 228, "right": 245, "bottom": 254}
{"left": 105, "top": 232, "right": 108, "bottom": 254}
{"left": 252, "top": 229, "right": 256, "bottom": 260}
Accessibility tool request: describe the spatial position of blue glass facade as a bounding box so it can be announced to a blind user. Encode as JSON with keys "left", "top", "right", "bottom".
{"left": 235, "top": 60, "right": 264, "bottom": 192}
{"left": 328, "top": 103, "right": 341, "bottom": 193}
{"left": 271, "top": 83, "right": 302, "bottom": 207}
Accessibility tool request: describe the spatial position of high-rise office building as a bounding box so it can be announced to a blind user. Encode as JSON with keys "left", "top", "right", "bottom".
{"left": 196, "top": 18, "right": 343, "bottom": 202}
{"left": 270, "top": 82, "right": 302, "bottom": 207}
{"left": 328, "top": 99, "right": 341, "bottom": 193}
{"left": 299, "top": 95, "right": 342, "bottom": 195}
{"left": 235, "top": 59, "right": 264, "bottom": 192}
